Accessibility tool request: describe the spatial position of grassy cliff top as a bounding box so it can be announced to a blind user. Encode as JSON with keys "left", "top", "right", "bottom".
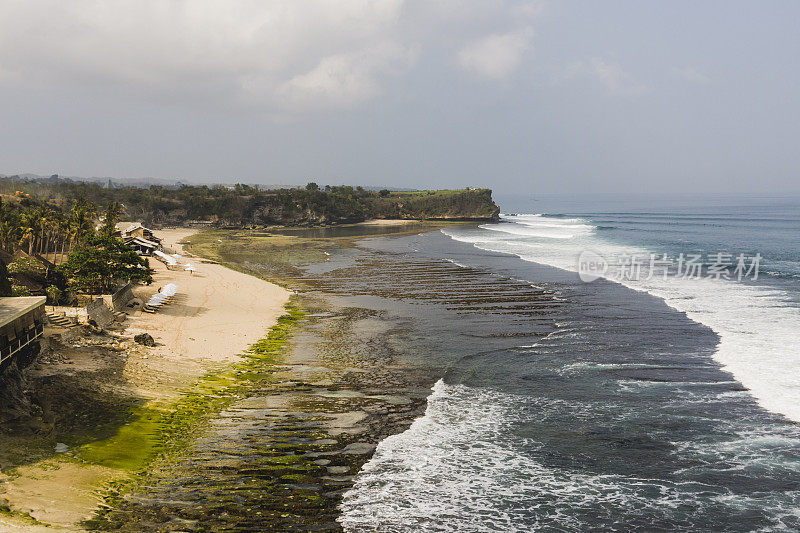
{"left": 0, "top": 178, "right": 500, "bottom": 227}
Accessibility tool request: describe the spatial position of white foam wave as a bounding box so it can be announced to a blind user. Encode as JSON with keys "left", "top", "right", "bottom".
{"left": 480, "top": 223, "right": 592, "bottom": 239}
{"left": 339, "top": 380, "right": 798, "bottom": 531}
{"left": 444, "top": 258, "right": 469, "bottom": 268}
{"left": 490, "top": 214, "right": 596, "bottom": 240}
{"left": 442, "top": 214, "right": 800, "bottom": 422}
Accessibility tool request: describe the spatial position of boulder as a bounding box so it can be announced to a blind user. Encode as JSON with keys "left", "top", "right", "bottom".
{"left": 134, "top": 333, "right": 156, "bottom": 346}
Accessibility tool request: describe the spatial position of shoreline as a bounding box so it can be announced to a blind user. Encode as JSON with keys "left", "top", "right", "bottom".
{"left": 1, "top": 223, "right": 457, "bottom": 531}
{"left": 87, "top": 227, "right": 439, "bottom": 530}
{"left": 0, "top": 228, "right": 291, "bottom": 530}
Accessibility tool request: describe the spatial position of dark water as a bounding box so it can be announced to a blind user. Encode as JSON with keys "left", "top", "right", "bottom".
{"left": 339, "top": 227, "right": 800, "bottom": 532}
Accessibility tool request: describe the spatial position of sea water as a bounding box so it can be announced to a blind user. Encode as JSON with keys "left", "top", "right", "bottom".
{"left": 340, "top": 196, "right": 800, "bottom": 531}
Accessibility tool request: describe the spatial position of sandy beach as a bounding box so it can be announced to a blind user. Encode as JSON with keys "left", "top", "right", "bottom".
{"left": 0, "top": 228, "right": 290, "bottom": 531}
{"left": 80, "top": 225, "right": 437, "bottom": 531}
{"left": 124, "top": 228, "right": 290, "bottom": 398}
{"left": 1, "top": 224, "right": 437, "bottom": 531}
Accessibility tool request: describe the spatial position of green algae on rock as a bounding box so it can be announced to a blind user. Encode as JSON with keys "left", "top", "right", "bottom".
{"left": 81, "top": 301, "right": 305, "bottom": 530}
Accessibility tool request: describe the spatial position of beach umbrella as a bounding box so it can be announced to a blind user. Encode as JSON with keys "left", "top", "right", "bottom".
{"left": 184, "top": 264, "right": 196, "bottom": 275}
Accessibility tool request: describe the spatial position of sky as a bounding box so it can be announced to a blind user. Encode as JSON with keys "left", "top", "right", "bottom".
{"left": 0, "top": 0, "right": 798, "bottom": 195}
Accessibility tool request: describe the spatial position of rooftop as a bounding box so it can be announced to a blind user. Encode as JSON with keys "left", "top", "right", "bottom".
{"left": 126, "top": 236, "right": 159, "bottom": 248}
{"left": 115, "top": 222, "right": 144, "bottom": 233}
{"left": 0, "top": 296, "right": 46, "bottom": 325}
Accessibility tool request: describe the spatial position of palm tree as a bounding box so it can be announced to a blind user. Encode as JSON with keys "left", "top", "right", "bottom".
{"left": 68, "top": 199, "right": 98, "bottom": 251}
{"left": 57, "top": 217, "right": 71, "bottom": 264}
{"left": 19, "top": 210, "right": 39, "bottom": 255}
{"left": 0, "top": 204, "right": 20, "bottom": 253}
{"left": 101, "top": 201, "right": 123, "bottom": 235}
{"left": 37, "top": 207, "right": 48, "bottom": 255}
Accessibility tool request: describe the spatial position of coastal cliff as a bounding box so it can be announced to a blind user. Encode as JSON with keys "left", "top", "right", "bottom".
{"left": 361, "top": 188, "right": 500, "bottom": 222}
{"left": 0, "top": 177, "right": 500, "bottom": 227}
{"left": 255, "top": 188, "right": 500, "bottom": 226}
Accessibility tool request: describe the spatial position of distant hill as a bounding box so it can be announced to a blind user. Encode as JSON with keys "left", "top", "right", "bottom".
{"left": 0, "top": 177, "right": 499, "bottom": 227}
{"left": 0, "top": 173, "right": 184, "bottom": 189}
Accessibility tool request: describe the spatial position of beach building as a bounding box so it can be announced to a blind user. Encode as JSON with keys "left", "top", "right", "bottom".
{"left": 114, "top": 222, "right": 158, "bottom": 241}
{"left": 126, "top": 237, "right": 161, "bottom": 256}
{"left": 0, "top": 296, "right": 46, "bottom": 371}
{"left": 115, "top": 222, "right": 162, "bottom": 256}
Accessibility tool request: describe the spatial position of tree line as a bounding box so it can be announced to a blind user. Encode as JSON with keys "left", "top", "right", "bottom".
{"left": 0, "top": 191, "right": 152, "bottom": 299}
{"left": 0, "top": 176, "right": 499, "bottom": 300}
{"left": 0, "top": 177, "right": 499, "bottom": 227}
{"left": 0, "top": 195, "right": 101, "bottom": 261}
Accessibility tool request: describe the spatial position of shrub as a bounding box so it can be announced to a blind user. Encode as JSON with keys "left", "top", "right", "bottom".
{"left": 8, "top": 256, "right": 45, "bottom": 276}
{"left": 46, "top": 285, "right": 63, "bottom": 305}
{"left": 11, "top": 285, "right": 32, "bottom": 296}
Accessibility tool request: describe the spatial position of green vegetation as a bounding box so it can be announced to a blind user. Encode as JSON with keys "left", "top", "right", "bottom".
{"left": 0, "top": 175, "right": 498, "bottom": 296}
{"left": 0, "top": 505, "right": 48, "bottom": 528}
{"left": 361, "top": 187, "right": 499, "bottom": 220}
{"left": 7, "top": 256, "right": 45, "bottom": 276}
{"left": 57, "top": 234, "right": 153, "bottom": 293}
{"left": 82, "top": 302, "right": 303, "bottom": 470}
{"left": 0, "top": 193, "right": 97, "bottom": 259}
{"left": 82, "top": 302, "right": 305, "bottom": 528}
{"left": 181, "top": 229, "right": 331, "bottom": 283}
{"left": 0, "top": 261, "right": 11, "bottom": 296}
{"left": 10, "top": 285, "right": 32, "bottom": 297}
{"left": 0, "top": 176, "right": 499, "bottom": 227}
{"left": 0, "top": 184, "right": 152, "bottom": 297}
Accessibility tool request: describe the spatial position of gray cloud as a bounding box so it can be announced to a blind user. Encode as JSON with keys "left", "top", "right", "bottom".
{"left": 671, "top": 66, "right": 711, "bottom": 84}
{"left": 557, "top": 58, "right": 648, "bottom": 96}
{"left": 0, "top": 0, "right": 539, "bottom": 113}
{"left": 0, "top": 1, "right": 797, "bottom": 195}
{"left": 458, "top": 28, "right": 533, "bottom": 80}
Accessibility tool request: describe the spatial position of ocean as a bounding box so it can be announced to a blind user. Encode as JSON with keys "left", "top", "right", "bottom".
{"left": 339, "top": 196, "right": 800, "bottom": 531}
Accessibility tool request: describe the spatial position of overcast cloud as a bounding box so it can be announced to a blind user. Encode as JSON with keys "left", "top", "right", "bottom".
{"left": 0, "top": 0, "right": 798, "bottom": 194}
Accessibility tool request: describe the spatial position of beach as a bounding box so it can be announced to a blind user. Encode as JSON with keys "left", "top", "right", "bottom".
{"left": 4, "top": 216, "right": 797, "bottom": 531}
{"left": 86, "top": 225, "right": 439, "bottom": 530}
{"left": 0, "top": 224, "right": 437, "bottom": 531}
{"left": 125, "top": 228, "right": 291, "bottom": 398}
{"left": 0, "top": 228, "right": 290, "bottom": 530}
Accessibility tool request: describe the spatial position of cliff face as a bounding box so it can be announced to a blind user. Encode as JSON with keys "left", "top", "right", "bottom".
{"left": 254, "top": 188, "right": 500, "bottom": 226}
{"left": 136, "top": 188, "right": 500, "bottom": 227}
{"left": 0, "top": 176, "right": 501, "bottom": 227}
{"left": 361, "top": 189, "right": 500, "bottom": 221}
